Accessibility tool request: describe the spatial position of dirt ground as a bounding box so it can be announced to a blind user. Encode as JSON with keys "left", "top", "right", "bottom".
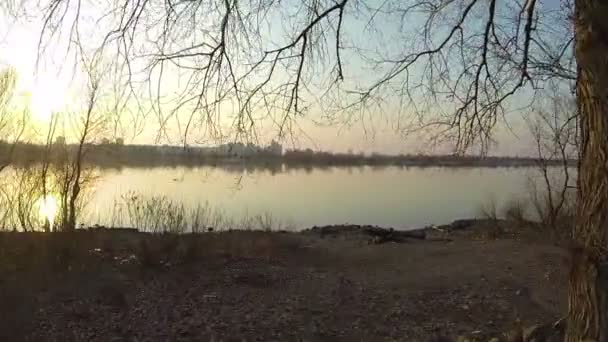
{"left": 0, "top": 222, "right": 568, "bottom": 341}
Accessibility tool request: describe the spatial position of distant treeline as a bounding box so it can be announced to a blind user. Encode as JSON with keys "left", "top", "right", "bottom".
{"left": 0, "top": 141, "right": 575, "bottom": 169}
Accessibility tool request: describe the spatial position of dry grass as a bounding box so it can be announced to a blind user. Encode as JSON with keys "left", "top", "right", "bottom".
{"left": 477, "top": 196, "right": 499, "bottom": 222}
{"left": 477, "top": 189, "right": 574, "bottom": 245}
{"left": 501, "top": 198, "right": 528, "bottom": 225}
{"left": 98, "top": 191, "right": 293, "bottom": 233}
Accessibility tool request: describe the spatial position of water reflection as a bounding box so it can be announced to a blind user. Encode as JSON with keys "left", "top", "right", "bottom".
{"left": 0, "top": 166, "right": 93, "bottom": 232}
{"left": 1, "top": 165, "right": 573, "bottom": 231}
{"left": 36, "top": 194, "right": 58, "bottom": 230}
{"left": 86, "top": 165, "right": 550, "bottom": 230}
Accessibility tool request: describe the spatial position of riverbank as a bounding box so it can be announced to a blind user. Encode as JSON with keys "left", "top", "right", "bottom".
{"left": 0, "top": 219, "right": 567, "bottom": 341}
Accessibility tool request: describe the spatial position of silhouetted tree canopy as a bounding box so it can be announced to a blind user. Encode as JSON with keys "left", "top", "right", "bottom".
{"left": 17, "top": 0, "right": 574, "bottom": 151}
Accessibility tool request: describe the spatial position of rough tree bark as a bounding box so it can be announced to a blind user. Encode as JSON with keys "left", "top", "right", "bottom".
{"left": 567, "top": 0, "right": 608, "bottom": 340}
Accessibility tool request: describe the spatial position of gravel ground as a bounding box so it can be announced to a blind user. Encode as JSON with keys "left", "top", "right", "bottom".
{"left": 0, "top": 223, "right": 567, "bottom": 341}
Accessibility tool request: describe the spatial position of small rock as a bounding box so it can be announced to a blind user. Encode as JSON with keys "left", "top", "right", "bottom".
{"left": 203, "top": 294, "right": 218, "bottom": 301}
{"left": 119, "top": 254, "right": 138, "bottom": 265}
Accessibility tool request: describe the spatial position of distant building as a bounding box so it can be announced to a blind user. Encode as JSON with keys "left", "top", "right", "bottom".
{"left": 226, "top": 142, "right": 245, "bottom": 157}
{"left": 267, "top": 140, "right": 282, "bottom": 156}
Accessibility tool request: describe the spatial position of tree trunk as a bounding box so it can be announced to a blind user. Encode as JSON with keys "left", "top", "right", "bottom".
{"left": 67, "top": 182, "right": 79, "bottom": 231}
{"left": 566, "top": 0, "right": 608, "bottom": 340}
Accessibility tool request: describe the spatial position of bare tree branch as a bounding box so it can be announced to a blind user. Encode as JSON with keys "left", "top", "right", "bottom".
{"left": 26, "top": 0, "right": 573, "bottom": 152}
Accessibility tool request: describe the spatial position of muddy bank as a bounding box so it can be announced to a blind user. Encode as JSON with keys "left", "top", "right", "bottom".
{"left": 0, "top": 219, "right": 567, "bottom": 341}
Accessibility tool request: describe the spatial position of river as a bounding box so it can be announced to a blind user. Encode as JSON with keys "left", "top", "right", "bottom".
{"left": 75, "top": 165, "right": 563, "bottom": 230}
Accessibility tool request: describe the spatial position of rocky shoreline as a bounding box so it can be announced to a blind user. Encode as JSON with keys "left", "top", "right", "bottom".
{"left": 83, "top": 217, "right": 504, "bottom": 239}
{"left": 303, "top": 218, "right": 498, "bottom": 241}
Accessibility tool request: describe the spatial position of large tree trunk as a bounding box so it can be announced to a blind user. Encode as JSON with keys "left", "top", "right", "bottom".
{"left": 566, "top": 0, "right": 608, "bottom": 340}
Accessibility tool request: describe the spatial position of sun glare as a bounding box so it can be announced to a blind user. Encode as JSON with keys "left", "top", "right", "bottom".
{"left": 37, "top": 194, "right": 58, "bottom": 230}
{"left": 30, "top": 80, "right": 65, "bottom": 121}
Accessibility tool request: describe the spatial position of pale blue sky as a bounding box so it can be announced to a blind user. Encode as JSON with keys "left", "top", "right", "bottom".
{"left": 0, "top": 0, "right": 571, "bottom": 155}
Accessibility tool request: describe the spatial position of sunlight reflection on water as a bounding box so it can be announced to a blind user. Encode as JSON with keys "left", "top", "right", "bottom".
{"left": 37, "top": 194, "right": 58, "bottom": 231}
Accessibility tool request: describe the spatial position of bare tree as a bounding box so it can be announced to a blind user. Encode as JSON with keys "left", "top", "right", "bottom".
{"left": 26, "top": 0, "right": 608, "bottom": 339}
{"left": 0, "top": 166, "right": 49, "bottom": 232}
{"left": 51, "top": 69, "right": 104, "bottom": 232}
{"left": 0, "top": 67, "right": 26, "bottom": 173}
{"left": 39, "top": 113, "right": 59, "bottom": 232}
{"left": 28, "top": 38, "right": 110, "bottom": 232}
{"left": 30, "top": 0, "right": 573, "bottom": 148}
{"left": 528, "top": 84, "right": 577, "bottom": 240}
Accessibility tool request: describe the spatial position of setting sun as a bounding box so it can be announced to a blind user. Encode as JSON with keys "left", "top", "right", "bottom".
{"left": 29, "top": 80, "right": 65, "bottom": 121}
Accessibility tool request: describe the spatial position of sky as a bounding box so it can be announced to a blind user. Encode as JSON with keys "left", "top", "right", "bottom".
{"left": 0, "top": 0, "right": 571, "bottom": 156}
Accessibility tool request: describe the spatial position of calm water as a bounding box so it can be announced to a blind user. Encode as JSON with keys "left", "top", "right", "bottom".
{"left": 82, "top": 166, "right": 551, "bottom": 230}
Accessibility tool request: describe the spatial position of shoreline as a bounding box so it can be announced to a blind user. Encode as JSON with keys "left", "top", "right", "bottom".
{"left": 1, "top": 142, "right": 575, "bottom": 169}
{"left": 3, "top": 158, "right": 573, "bottom": 170}
{"left": 12, "top": 218, "right": 512, "bottom": 236}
